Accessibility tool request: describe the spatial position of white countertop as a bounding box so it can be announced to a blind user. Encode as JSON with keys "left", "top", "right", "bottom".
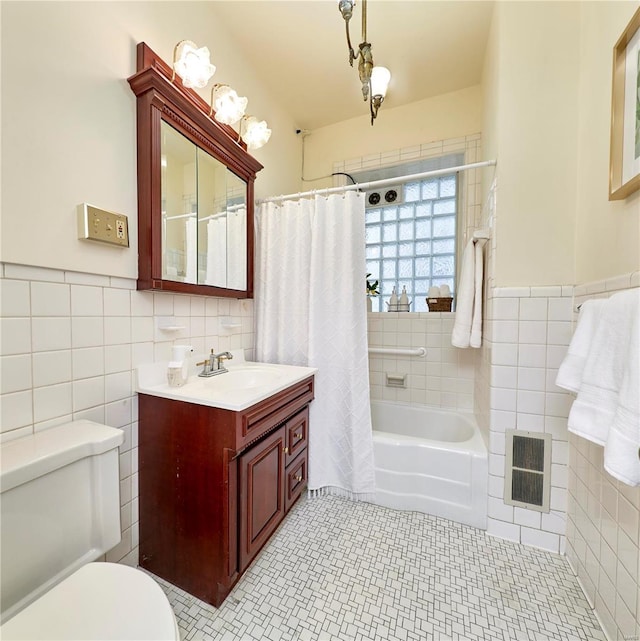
{"left": 136, "top": 352, "right": 317, "bottom": 412}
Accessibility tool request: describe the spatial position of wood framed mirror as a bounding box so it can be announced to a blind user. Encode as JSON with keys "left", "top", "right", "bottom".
{"left": 128, "top": 42, "right": 263, "bottom": 298}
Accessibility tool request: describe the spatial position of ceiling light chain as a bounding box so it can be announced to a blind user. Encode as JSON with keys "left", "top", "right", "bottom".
{"left": 338, "top": 0, "right": 390, "bottom": 126}
{"left": 171, "top": 39, "right": 270, "bottom": 149}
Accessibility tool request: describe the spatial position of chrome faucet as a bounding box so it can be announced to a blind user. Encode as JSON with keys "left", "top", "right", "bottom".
{"left": 197, "top": 350, "right": 233, "bottom": 377}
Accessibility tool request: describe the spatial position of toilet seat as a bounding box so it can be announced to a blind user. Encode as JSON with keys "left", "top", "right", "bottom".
{"left": 0, "top": 562, "right": 180, "bottom": 641}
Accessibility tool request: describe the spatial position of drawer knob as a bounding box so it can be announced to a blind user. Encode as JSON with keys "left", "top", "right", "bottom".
{"left": 295, "top": 475, "right": 303, "bottom": 482}
{"left": 294, "top": 433, "right": 303, "bottom": 440}
{"left": 283, "top": 446, "right": 289, "bottom": 454}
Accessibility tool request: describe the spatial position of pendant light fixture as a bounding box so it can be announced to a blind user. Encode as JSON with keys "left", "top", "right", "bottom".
{"left": 338, "top": 0, "right": 391, "bottom": 125}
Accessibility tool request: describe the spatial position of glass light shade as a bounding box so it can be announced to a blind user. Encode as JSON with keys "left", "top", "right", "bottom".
{"left": 212, "top": 85, "right": 248, "bottom": 125}
{"left": 174, "top": 40, "right": 216, "bottom": 89}
{"left": 241, "top": 116, "right": 272, "bottom": 150}
{"left": 370, "top": 66, "right": 391, "bottom": 98}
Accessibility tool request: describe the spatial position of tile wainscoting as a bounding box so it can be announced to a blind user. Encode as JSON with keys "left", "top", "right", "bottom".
{"left": 0, "top": 262, "right": 255, "bottom": 566}
{"left": 565, "top": 272, "right": 640, "bottom": 641}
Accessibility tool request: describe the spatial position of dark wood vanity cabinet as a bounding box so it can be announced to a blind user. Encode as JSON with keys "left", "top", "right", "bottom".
{"left": 138, "top": 377, "right": 313, "bottom": 607}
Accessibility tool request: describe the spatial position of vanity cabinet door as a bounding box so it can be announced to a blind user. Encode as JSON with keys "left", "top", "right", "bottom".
{"left": 238, "top": 425, "right": 286, "bottom": 572}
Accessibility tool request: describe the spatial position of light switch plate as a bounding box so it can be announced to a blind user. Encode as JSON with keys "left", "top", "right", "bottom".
{"left": 77, "top": 203, "right": 129, "bottom": 247}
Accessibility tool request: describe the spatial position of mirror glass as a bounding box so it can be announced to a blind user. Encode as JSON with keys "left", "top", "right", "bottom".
{"left": 161, "top": 120, "right": 247, "bottom": 290}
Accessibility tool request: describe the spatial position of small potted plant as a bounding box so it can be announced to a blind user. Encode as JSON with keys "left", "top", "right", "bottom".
{"left": 366, "top": 273, "right": 379, "bottom": 312}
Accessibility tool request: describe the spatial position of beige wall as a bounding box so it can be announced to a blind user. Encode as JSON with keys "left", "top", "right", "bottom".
{"left": 302, "top": 85, "right": 483, "bottom": 189}
{"left": 575, "top": 2, "right": 640, "bottom": 285}
{"left": 486, "top": 1, "right": 582, "bottom": 288}
{"left": 0, "top": 1, "right": 301, "bottom": 279}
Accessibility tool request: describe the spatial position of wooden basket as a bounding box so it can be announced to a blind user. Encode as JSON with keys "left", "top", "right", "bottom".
{"left": 426, "top": 297, "right": 453, "bottom": 312}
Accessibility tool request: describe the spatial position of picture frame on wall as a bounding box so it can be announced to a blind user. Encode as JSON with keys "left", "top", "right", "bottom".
{"left": 609, "top": 6, "right": 640, "bottom": 201}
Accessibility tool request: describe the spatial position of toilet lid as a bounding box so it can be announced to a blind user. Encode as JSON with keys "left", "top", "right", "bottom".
{"left": 0, "top": 563, "right": 180, "bottom": 641}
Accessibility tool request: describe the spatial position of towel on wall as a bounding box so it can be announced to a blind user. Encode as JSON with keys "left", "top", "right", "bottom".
{"left": 557, "top": 288, "right": 640, "bottom": 487}
{"left": 604, "top": 292, "right": 640, "bottom": 486}
{"left": 452, "top": 237, "right": 487, "bottom": 348}
{"left": 555, "top": 299, "right": 606, "bottom": 392}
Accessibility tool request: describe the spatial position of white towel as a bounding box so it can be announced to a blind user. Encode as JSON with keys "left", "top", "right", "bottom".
{"left": 470, "top": 239, "right": 486, "bottom": 348}
{"left": 556, "top": 299, "right": 606, "bottom": 393}
{"left": 185, "top": 217, "right": 197, "bottom": 284}
{"left": 567, "top": 289, "right": 639, "bottom": 446}
{"left": 604, "top": 292, "right": 640, "bottom": 486}
{"left": 451, "top": 237, "right": 486, "bottom": 348}
{"left": 205, "top": 217, "right": 227, "bottom": 287}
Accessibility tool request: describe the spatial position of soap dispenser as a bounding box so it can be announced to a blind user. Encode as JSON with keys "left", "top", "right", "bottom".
{"left": 387, "top": 286, "right": 398, "bottom": 312}
{"left": 399, "top": 286, "right": 410, "bottom": 312}
{"left": 167, "top": 344, "right": 193, "bottom": 387}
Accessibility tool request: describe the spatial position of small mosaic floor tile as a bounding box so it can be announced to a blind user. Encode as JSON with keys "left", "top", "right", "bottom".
{"left": 151, "top": 495, "right": 604, "bottom": 641}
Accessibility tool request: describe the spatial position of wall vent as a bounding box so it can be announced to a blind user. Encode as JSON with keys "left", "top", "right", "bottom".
{"left": 366, "top": 185, "right": 403, "bottom": 208}
{"left": 504, "top": 430, "right": 551, "bottom": 512}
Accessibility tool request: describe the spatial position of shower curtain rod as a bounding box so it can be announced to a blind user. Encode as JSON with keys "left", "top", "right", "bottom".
{"left": 257, "top": 159, "right": 497, "bottom": 205}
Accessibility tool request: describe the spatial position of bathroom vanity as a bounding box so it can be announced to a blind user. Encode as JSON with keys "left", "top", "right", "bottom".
{"left": 137, "top": 360, "right": 315, "bottom": 607}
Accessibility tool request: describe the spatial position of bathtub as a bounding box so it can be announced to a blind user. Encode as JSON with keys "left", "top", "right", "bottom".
{"left": 371, "top": 400, "right": 488, "bottom": 529}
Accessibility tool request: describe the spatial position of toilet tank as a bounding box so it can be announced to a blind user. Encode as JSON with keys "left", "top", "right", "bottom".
{"left": 0, "top": 420, "right": 124, "bottom": 623}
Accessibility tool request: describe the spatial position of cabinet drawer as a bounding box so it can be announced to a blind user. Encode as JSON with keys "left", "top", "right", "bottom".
{"left": 285, "top": 406, "right": 308, "bottom": 466}
{"left": 285, "top": 450, "right": 307, "bottom": 512}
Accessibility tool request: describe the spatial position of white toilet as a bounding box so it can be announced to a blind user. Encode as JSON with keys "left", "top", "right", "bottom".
{"left": 0, "top": 420, "right": 180, "bottom": 640}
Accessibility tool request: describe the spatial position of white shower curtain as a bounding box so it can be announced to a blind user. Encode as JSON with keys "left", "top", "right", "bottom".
{"left": 255, "top": 191, "right": 376, "bottom": 501}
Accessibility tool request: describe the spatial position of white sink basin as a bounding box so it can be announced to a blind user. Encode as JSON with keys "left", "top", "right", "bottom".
{"left": 187, "top": 365, "right": 283, "bottom": 391}
{"left": 136, "top": 354, "right": 317, "bottom": 411}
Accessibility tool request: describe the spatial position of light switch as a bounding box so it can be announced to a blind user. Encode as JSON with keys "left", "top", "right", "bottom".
{"left": 77, "top": 203, "right": 129, "bottom": 247}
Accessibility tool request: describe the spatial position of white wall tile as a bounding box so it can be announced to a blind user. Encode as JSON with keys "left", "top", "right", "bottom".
{"left": 72, "top": 317, "right": 104, "bottom": 348}
{"left": 33, "top": 383, "right": 72, "bottom": 423}
{"left": 1, "top": 280, "right": 31, "bottom": 316}
{"left": 1, "top": 354, "right": 32, "bottom": 393}
{"left": 519, "top": 298, "right": 547, "bottom": 321}
{"left": 73, "top": 376, "right": 105, "bottom": 412}
{"left": 72, "top": 347, "right": 105, "bottom": 380}
{"left": 4, "top": 264, "right": 64, "bottom": 282}
{"left": 520, "top": 526, "right": 560, "bottom": 552}
{"left": 517, "top": 367, "right": 545, "bottom": 392}
{"left": 487, "top": 518, "right": 520, "bottom": 542}
{"left": 517, "top": 344, "right": 546, "bottom": 368}
{"left": 104, "top": 317, "right": 131, "bottom": 345}
{"left": 1, "top": 318, "right": 31, "bottom": 355}
{"left": 548, "top": 297, "right": 573, "bottom": 321}
{"left": 32, "top": 317, "right": 71, "bottom": 352}
{"left": 32, "top": 350, "right": 72, "bottom": 387}
{"left": 71, "top": 285, "right": 103, "bottom": 316}
{"left": 492, "top": 298, "right": 519, "bottom": 320}
{"left": 31, "top": 282, "right": 70, "bottom": 317}
{"left": 1, "top": 390, "right": 33, "bottom": 431}
{"left": 518, "top": 321, "right": 547, "bottom": 344}
{"left": 105, "top": 344, "right": 131, "bottom": 374}
{"left": 104, "top": 288, "right": 131, "bottom": 316}
{"left": 64, "top": 271, "right": 110, "bottom": 286}
{"left": 130, "top": 291, "right": 153, "bottom": 316}
{"left": 105, "top": 372, "right": 132, "bottom": 403}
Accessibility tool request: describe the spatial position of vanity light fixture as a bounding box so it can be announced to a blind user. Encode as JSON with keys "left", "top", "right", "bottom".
{"left": 171, "top": 40, "right": 216, "bottom": 89}
{"left": 171, "top": 39, "right": 271, "bottom": 148}
{"left": 239, "top": 116, "right": 272, "bottom": 150}
{"left": 209, "top": 84, "right": 248, "bottom": 125}
{"left": 338, "top": 0, "right": 391, "bottom": 125}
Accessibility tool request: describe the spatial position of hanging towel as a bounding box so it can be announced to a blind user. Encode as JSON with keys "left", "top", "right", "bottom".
{"left": 566, "top": 289, "right": 639, "bottom": 446}
{"left": 205, "top": 217, "right": 227, "bottom": 287}
{"left": 452, "top": 237, "right": 487, "bottom": 348}
{"left": 185, "top": 217, "right": 197, "bottom": 284}
{"left": 555, "top": 299, "right": 606, "bottom": 392}
{"left": 604, "top": 293, "right": 640, "bottom": 486}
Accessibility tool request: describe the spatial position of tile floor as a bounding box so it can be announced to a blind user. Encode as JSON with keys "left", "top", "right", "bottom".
{"left": 153, "top": 495, "right": 605, "bottom": 641}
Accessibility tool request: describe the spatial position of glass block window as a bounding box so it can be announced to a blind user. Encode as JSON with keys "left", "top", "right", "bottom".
{"left": 365, "top": 174, "right": 457, "bottom": 312}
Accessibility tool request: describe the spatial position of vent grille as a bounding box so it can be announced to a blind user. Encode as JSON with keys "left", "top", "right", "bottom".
{"left": 504, "top": 431, "right": 551, "bottom": 512}
{"left": 366, "top": 186, "right": 403, "bottom": 208}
